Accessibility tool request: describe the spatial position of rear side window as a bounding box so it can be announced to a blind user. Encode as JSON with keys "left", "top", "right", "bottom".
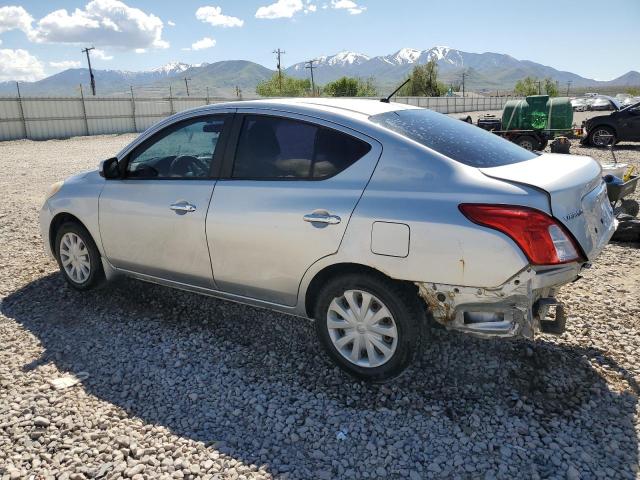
{"left": 369, "top": 109, "right": 537, "bottom": 168}
{"left": 232, "top": 115, "right": 371, "bottom": 179}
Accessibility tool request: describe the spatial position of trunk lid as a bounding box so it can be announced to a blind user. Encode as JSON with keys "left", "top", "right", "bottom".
{"left": 480, "top": 153, "right": 616, "bottom": 260}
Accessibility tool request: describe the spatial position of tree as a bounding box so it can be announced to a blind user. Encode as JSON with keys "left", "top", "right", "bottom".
{"left": 323, "top": 76, "right": 377, "bottom": 97}
{"left": 544, "top": 77, "right": 559, "bottom": 97}
{"left": 398, "top": 60, "right": 445, "bottom": 97}
{"left": 514, "top": 76, "right": 539, "bottom": 96}
{"left": 256, "top": 73, "right": 311, "bottom": 97}
{"left": 625, "top": 87, "right": 640, "bottom": 96}
{"left": 515, "top": 76, "right": 559, "bottom": 97}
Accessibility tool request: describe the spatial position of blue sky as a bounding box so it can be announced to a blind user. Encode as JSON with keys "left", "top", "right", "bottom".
{"left": 0, "top": 0, "right": 638, "bottom": 82}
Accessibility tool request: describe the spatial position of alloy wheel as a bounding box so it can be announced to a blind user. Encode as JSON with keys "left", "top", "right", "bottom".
{"left": 592, "top": 128, "right": 614, "bottom": 146}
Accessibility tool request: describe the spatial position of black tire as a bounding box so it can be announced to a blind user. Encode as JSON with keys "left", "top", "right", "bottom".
{"left": 54, "top": 221, "right": 105, "bottom": 290}
{"left": 615, "top": 199, "right": 640, "bottom": 218}
{"left": 314, "top": 272, "right": 424, "bottom": 382}
{"left": 588, "top": 125, "right": 616, "bottom": 147}
{"left": 515, "top": 135, "right": 538, "bottom": 151}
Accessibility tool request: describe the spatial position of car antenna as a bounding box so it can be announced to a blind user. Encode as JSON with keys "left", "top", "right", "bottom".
{"left": 380, "top": 78, "right": 410, "bottom": 103}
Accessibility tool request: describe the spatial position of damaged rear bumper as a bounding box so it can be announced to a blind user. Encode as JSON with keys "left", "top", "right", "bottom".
{"left": 416, "top": 263, "right": 585, "bottom": 339}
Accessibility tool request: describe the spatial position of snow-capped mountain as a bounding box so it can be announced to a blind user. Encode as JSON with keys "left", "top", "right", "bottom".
{"left": 382, "top": 48, "right": 421, "bottom": 65}
{"left": 1, "top": 46, "right": 636, "bottom": 96}
{"left": 285, "top": 45, "right": 628, "bottom": 89}
{"left": 289, "top": 51, "right": 370, "bottom": 72}
{"left": 151, "top": 61, "right": 193, "bottom": 75}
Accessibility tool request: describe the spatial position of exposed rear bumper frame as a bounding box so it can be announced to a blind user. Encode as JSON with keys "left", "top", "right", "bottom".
{"left": 416, "top": 263, "right": 583, "bottom": 339}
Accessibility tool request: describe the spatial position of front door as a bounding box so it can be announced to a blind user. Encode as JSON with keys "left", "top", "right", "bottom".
{"left": 206, "top": 112, "right": 381, "bottom": 306}
{"left": 99, "top": 114, "right": 230, "bottom": 288}
{"left": 619, "top": 106, "right": 640, "bottom": 141}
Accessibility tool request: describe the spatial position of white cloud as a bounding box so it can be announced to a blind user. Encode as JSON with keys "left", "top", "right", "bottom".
{"left": 255, "top": 0, "right": 304, "bottom": 19}
{"left": 330, "top": 0, "right": 366, "bottom": 14}
{"left": 187, "top": 36, "right": 216, "bottom": 51}
{"left": 305, "top": 4, "right": 317, "bottom": 13}
{"left": 49, "top": 60, "right": 81, "bottom": 69}
{"left": 0, "top": 48, "right": 45, "bottom": 81}
{"left": 30, "top": 0, "right": 169, "bottom": 50}
{"left": 196, "top": 6, "right": 243, "bottom": 28}
{"left": 92, "top": 48, "right": 113, "bottom": 60}
{"left": 167, "top": 20, "right": 176, "bottom": 27}
{"left": 0, "top": 5, "right": 33, "bottom": 34}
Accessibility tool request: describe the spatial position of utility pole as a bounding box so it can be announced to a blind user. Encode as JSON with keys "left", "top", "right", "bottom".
{"left": 305, "top": 59, "right": 317, "bottom": 96}
{"left": 566, "top": 80, "right": 572, "bottom": 96}
{"left": 461, "top": 71, "right": 466, "bottom": 98}
{"left": 81, "top": 47, "right": 96, "bottom": 96}
{"left": 184, "top": 77, "right": 191, "bottom": 96}
{"left": 536, "top": 80, "right": 542, "bottom": 95}
{"left": 273, "top": 48, "right": 285, "bottom": 94}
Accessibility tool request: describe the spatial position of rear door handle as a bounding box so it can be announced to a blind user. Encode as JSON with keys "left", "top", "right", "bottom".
{"left": 303, "top": 212, "right": 341, "bottom": 225}
{"left": 170, "top": 201, "right": 196, "bottom": 214}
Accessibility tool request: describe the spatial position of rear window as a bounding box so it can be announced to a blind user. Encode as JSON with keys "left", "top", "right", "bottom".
{"left": 369, "top": 109, "right": 537, "bottom": 168}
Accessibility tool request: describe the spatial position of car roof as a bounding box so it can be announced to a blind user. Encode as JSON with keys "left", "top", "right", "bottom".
{"left": 185, "top": 97, "right": 421, "bottom": 121}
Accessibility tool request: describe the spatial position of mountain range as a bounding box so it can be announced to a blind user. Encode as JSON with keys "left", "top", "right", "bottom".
{"left": 1, "top": 46, "right": 638, "bottom": 97}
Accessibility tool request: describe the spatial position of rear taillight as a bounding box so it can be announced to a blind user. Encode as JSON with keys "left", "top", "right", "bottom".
{"left": 459, "top": 204, "right": 583, "bottom": 265}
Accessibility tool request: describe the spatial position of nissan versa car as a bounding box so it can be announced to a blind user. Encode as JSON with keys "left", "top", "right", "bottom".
{"left": 40, "top": 99, "right": 616, "bottom": 381}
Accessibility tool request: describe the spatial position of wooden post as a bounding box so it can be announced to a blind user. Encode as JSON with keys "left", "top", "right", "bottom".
{"left": 130, "top": 86, "right": 137, "bottom": 132}
{"left": 15, "top": 82, "right": 28, "bottom": 139}
{"left": 169, "top": 85, "right": 175, "bottom": 115}
{"left": 79, "top": 84, "right": 90, "bottom": 136}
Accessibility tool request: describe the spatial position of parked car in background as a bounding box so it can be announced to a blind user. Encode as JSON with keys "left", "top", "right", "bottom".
{"left": 571, "top": 98, "right": 588, "bottom": 112}
{"left": 590, "top": 96, "right": 619, "bottom": 111}
{"left": 39, "top": 99, "right": 616, "bottom": 381}
{"left": 582, "top": 101, "right": 640, "bottom": 146}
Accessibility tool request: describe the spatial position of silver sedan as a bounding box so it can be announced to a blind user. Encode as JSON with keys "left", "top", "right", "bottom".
{"left": 40, "top": 98, "right": 616, "bottom": 381}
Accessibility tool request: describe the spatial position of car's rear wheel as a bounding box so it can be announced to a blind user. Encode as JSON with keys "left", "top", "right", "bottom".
{"left": 54, "top": 222, "right": 105, "bottom": 290}
{"left": 314, "top": 273, "right": 423, "bottom": 382}
{"left": 589, "top": 126, "right": 616, "bottom": 147}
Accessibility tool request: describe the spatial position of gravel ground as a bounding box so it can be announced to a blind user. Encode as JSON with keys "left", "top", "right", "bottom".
{"left": 0, "top": 131, "right": 639, "bottom": 480}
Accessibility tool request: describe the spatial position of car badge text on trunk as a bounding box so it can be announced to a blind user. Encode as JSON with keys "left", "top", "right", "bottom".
{"left": 564, "top": 209, "right": 584, "bottom": 221}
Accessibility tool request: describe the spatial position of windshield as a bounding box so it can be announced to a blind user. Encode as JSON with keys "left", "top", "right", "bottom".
{"left": 369, "top": 109, "right": 537, "bottom": 168}
{"left": 621, "top": 101, "right": 640, "bottom": 112}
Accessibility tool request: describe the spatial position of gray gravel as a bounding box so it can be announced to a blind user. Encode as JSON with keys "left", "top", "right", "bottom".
{"left": 0, "top": 132, "right": 639, "bottom": 480}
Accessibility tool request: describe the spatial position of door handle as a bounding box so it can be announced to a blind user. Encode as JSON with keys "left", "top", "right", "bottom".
{"left": 303, "top": 212, "right": 341, "bottom": 225}
{"left": 170, "top": 201, "right": 196, "bottom": 213}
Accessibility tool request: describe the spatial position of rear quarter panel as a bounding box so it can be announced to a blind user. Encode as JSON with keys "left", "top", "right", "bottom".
{"left": 317, "top": 133, "right": 552, "bottom": 289}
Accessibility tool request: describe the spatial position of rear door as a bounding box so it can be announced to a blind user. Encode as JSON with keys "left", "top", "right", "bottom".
{"left": 206, "top": 111, "right": 381, "bottom": 306}
{"left": 99, "top": 113, "right": 231, "bottom": 288}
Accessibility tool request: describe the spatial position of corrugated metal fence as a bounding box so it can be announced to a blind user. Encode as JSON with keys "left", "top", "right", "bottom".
{"left": 0, "top": 94, "right": 516, "bottom": 142}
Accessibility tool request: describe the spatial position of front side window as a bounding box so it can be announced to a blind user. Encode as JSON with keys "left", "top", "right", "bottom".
{"left": 127, "top": 116, "right": 226, "bottom": 179}
{"left": 232, "top": 115, "right": 371, "bottom": 179}
{"left": 370, "top": 109, "right": 537, "bottom": 168}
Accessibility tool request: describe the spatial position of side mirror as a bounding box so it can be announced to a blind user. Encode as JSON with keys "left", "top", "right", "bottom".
{"left": 99, "top": 157, "right": 121, "bottom": 179}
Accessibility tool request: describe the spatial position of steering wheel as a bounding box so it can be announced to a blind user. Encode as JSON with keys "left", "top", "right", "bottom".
{"left": 170, "top": 155, "right": 207, "bottom": 177}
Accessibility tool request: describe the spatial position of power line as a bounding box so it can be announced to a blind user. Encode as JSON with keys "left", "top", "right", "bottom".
{"left": 81, "top": 46, "right": 96, "bottom": 96}
{"left": 305, "top": 59, "right": 317, "bottom": 96}
{"left": 273, "top": 48, "right": 285, "bottom": 94}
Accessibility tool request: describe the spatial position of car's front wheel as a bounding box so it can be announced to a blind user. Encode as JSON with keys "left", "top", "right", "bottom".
{"left": 314, "top": 273, "right": 423, "bottom": 382}
{"left": 54, "top": 222, "right": 105, "bottom": 290}
{"left": 589, "top": 126, "right": 616, "bottom": 147}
